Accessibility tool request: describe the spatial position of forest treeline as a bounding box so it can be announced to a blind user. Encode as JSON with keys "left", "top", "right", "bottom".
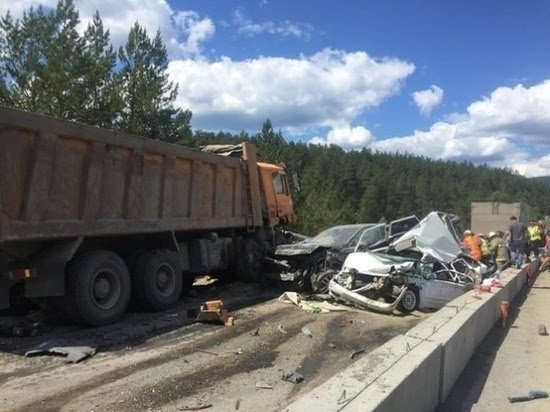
{"left": 2, "top": 0, "right": 549, "bottom": 235}
{"left": 191, "top": 123, "right": 550, "bottom": 234}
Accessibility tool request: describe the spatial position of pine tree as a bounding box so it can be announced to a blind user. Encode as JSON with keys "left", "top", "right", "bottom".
{"left": 116, "top": 23, "right": 191, "bottom": 142}
{"left": 78, "top": 11, "right": 118, "bottom": 127}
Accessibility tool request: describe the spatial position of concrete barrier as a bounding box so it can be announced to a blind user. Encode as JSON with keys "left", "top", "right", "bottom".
{"left": 286, "top": 262, "right": 536, "bottom": 411}
{"left": 286, "top": 335, "right": 442, "bottom": 412}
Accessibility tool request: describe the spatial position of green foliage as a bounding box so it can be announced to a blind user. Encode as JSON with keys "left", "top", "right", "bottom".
{"left": 116, "top": 24, "right": 191, "bottom": 141}
{"left": 185, "top": 123, "right": 550, "bottom": 235}
{"left": 78, "top": 11, "right": 118, "bottom": 127}
{"left": 0, "top": 0, "right": 84, "bottom": 117}
{"left": 0, "top": 0, "right": 191, "bottom": 142}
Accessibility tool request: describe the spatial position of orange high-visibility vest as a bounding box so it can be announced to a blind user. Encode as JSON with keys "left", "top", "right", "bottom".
{"left": 463, "top": 235, "right": 482, "bottom": 261}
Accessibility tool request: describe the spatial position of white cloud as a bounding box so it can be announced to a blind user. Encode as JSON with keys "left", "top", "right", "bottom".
{"left": 168, "top": 49, "right": 414, "bottom": 131}
{"left": 411, "top": 85, "right": 443, "bottom": 115}
{"left": 172, "top": 11, "right": 215, "bottom": 58}
{"left": 309, "top": 125, "right": 374, "bottom": 150}
{"left": 370, "top": 81, "right": 550, "bottom": 177}
{"left": 1, "top": 0, "right": 214, "bottom": 58}
{"left": 233, "top": 10, "right": 313, "bottom": 39}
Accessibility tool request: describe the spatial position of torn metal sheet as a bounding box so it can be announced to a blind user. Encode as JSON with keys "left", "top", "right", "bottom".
{"left": 329, "top": 279, "right": 408, "bottom": 314}
{"left": 25, "top": 340, "right": 97, "bottom": 363}
{"left": 392, "top": 211, "right": 462, "bottom": 262}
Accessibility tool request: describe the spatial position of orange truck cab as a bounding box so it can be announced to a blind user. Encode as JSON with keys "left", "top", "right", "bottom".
{"left": 258, "top": 162, "right": 296, "bottom": 228}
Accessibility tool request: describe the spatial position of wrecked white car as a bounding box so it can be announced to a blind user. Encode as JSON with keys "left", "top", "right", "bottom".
{"left": 328, "top": 212, "right": 484, "bottom": 314}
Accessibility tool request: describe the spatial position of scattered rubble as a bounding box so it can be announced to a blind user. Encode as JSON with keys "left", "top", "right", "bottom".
{"left": 277, "top": 291, "right": 349, "bottom": 313}
{"left": 25, "top": 339, "right": 97, "bottom": 363}
{"left": 350, "top": 349, "right": 365, "bottom": 360}
{"left": 301, "top": 326, "right": 313, "bottom": 339}
{"left": 195, "top": 300, "right": 234, "bottom": 326}
{"left": 282, "top": 371, "right": 304, "bottom": 384}
{"left": 0, "top": 316, "right": 42, "bottom": 337}
{"left": 178, "top": 403, "right": 213, "bottom": 410}
{"left": 508, "top": 390, "right": 548, "bottom": 403}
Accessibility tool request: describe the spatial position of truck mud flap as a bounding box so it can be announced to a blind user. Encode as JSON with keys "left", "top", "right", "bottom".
{"left": 328, "top": 281, "right": 408, "bottom": 314}
{"left": 0, "top": 276, "right": 9, "bottom": 309}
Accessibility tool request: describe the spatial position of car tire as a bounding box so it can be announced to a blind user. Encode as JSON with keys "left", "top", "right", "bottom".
{"left": 397, "top": 285, "right": 420, "bottom": 313}
{"left": 311, "top": 269, "right": 337, "bottom": 294}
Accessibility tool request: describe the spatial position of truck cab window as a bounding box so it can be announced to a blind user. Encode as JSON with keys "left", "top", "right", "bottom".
{"left": 273, "top": 172, "right": 286, "bottom": 194}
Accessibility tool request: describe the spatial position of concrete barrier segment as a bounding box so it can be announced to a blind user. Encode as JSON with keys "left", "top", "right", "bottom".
{"left": 285, "top": 335, "right": 438, "bottom": 412}
{"left": 343, "top": 340, "right": 442, "bottom": 411}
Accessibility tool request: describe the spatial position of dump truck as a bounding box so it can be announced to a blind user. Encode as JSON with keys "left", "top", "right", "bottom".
{"left": 0, "top": 107, "right": 295, "bottom": 326}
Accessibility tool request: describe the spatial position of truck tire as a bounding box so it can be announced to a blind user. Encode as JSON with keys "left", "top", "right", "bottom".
{"left": 397, "top": 285, "right": 420, "bottom": 313}
{"left": 65, "top": 250, "right": 131, "bottom": 326}
{"left": 133, "top": 250, "right": 183, "bottom": 311}
{"left": 236, "top": 239, "right": 263, "bottom": 282}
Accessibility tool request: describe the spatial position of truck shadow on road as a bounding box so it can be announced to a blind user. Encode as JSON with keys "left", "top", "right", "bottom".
{"left": 0, "top": 279, "right": 284, "bottom": 356}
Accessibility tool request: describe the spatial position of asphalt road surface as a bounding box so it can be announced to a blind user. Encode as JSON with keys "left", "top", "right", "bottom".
{"left": 0, "top": 278, "right": 425, "bottom": 411}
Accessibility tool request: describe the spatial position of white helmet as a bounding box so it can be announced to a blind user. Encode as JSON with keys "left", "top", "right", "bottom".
{"left": 488, "top": 231, "right": 497, "bottom": 238}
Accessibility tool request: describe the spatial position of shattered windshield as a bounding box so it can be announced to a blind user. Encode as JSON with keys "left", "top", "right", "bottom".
{"left": 311, "top": 225, "right": 372, "bottom": 247}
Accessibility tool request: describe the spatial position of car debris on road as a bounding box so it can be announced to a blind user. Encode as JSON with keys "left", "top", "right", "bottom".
{"left": 195, "top": 300, "right": 234, "bottom": 326}
{"left": 282, "top": 371, "right": 304, "bottom": 384}
{"left": 25, "top": 339, "right": 98, "bottom": 363}
{"left": 277, "top": 291, "right": 349, "bottom": 313}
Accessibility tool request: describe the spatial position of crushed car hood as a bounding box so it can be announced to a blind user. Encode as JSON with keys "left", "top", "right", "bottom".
{"left": 391, "top": 211, "right": 462, "bottom": 263}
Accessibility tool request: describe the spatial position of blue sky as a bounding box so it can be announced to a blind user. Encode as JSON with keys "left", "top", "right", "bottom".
{"left": 3, "top": 0, "right": 550, "bottom": 176}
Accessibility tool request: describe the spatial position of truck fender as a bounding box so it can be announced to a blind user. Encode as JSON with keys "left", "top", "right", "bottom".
{"left": 25, "top": 237, "right": 83, "bottom": 298}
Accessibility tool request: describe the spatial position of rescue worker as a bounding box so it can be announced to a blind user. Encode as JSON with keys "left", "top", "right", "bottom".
{"left": 527, "top": 219, "right": 543, "bottom": 258}
{"left": 488, "top": 231, "right": 510, "bottom": 270}
{"left": 462, "top": 230, "right": 481, "bottom": 261}
{"left": 476, "top": 233, "right": 492, "bottom": 265}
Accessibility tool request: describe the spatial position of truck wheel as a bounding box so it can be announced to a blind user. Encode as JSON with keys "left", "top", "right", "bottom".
{"left": 236, "top": 239, "right": 263, "bottom": 282}
{"left": 66, "top": 250, "right": 131, "bottom": 326}
{"left": 133, "top": 250, "right": 183, "bottom": 311}
{"left": 397, "top": 285, "right": 420, "bottom": 313}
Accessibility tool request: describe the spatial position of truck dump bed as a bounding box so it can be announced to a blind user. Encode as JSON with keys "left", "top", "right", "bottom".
{"left": 0, "top": 108, "right": 262, "bottom": 243}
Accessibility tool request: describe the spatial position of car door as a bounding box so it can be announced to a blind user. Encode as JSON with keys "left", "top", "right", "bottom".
{"left": 419, "top": 278, "right": 467, "bottom": 309}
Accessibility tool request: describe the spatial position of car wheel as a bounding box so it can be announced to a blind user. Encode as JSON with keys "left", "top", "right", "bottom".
{"left": 397, "top": 285, "right": 420, "bottom": 313}
{"left": 311, "top": 269, "right": 337, "bottom": 294}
